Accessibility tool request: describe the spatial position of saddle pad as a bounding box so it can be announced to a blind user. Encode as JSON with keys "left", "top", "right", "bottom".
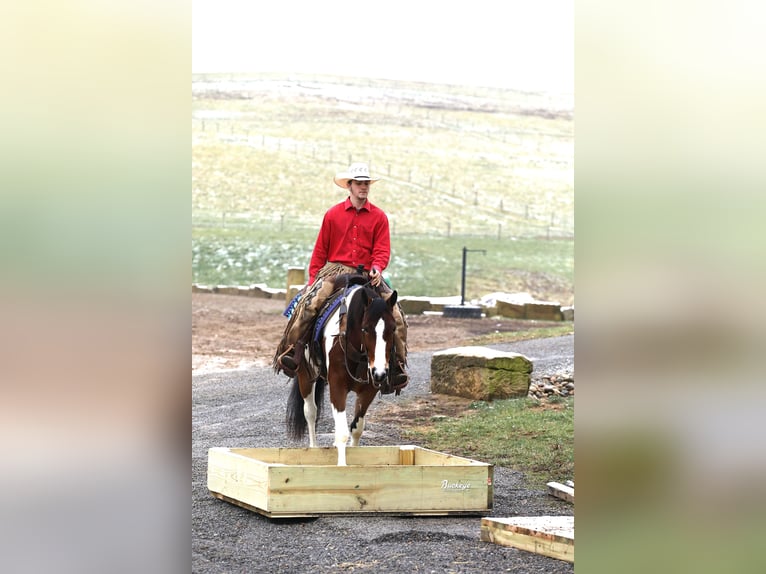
{"left": 312, "top": 289, "right": 348, "bottom": 343}
{"left": 283, "top": 291, "right": 302, "bottom": 319}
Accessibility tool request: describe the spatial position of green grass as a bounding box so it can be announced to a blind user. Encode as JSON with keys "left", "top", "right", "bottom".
{"left": 468, "top": 324, "right": 574, "bottom": 345}
{"left": 192, "top": 225, "right": 573, "bottom": 302}
{"left": 403, "top": 397, "right": 574, "bottom": 489}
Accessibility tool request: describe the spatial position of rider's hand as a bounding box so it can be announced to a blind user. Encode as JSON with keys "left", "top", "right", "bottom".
{"left": 369, "top": 267, "right": 382, "bottom": 287}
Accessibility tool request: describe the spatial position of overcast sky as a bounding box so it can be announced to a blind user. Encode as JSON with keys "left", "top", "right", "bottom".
{"left": 192, "top": 0, "right": 573, "bottom": 94}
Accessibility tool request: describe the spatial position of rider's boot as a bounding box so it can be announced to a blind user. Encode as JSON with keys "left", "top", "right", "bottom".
{"left": 381, "top": 330, "right": 409, "bottom": 395}
{"left": 390, "top": 359, "right": 409, "bottom": 395}
{"left": 277, "top": 340, "right": 305, "bottom": 377}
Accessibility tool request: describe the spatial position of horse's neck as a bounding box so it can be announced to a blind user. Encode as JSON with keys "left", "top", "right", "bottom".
{"left": 342, "top": 285, "right": 364, "bottom": 331}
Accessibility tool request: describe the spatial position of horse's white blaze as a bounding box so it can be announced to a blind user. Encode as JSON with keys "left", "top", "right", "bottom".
{"left": 304, "top": 383, "right": 317, "bottom": 448}
{"left": 370, "top": 316, "right": 387, "bottom": 379}
{"left": 332, "top": 406, "right": 349, "bottom": 466}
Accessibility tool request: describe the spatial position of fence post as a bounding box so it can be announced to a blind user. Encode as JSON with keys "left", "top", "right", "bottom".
{"left": 286, "top": 267, "right": 306, "bottom": 304}
{"left": 497, "top": 223, "right": 502, "bottom": 240}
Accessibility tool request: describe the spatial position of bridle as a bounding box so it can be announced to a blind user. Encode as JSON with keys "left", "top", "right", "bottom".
{"left": 336, "top": 283, "right": 391, "bottom": 388}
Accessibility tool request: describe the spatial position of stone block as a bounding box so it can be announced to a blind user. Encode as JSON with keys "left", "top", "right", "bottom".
{"left": 525, "top": 302, "right": 564, "bottom": 321}
{"left": 430, "top": 346, "right": 533, "bottom": 401}
{"left": 398, "top": 297, "right": 432, "bottom": 315}
{"left": 495, "top": 299, "right": 527, "bottom": 319}
{"left": 561, "top": 306, "right": 574, "bottom": 321}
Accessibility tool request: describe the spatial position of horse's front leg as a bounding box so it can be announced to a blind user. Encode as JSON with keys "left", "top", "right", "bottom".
{"left": 350, "top": 385, "right": 378, "bottom": 447}
{"left": 330, "top": 399, "right": 349, "bottom": 466}
{"left": 327, "top": 370, "right": 350, "bottom": 466}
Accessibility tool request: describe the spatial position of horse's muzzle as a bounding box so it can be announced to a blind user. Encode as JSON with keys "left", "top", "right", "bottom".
{"left": 370, "top": 367, "right": 388, "bottom": 387}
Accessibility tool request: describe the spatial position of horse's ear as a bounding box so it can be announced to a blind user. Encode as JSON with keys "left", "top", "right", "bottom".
{"left": 388, "top": 290, "right": 398, "bottom": 307}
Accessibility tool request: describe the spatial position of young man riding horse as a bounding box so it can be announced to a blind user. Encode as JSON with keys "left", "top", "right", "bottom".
{"left": 274, "top": 162, "right": 409, "bottom": 393}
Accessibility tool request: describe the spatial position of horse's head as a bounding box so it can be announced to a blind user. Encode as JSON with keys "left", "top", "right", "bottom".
{"left": 359, "top": 288, "right": 398, "bottom": 385}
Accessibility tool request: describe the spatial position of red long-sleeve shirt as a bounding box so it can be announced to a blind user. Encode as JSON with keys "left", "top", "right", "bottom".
{"left": 308, "top": 197, "right": 391, "bottom": 284}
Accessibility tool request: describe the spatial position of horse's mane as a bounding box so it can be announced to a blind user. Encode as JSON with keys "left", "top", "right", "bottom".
{"left": 345, "top": 285, "right": 380, "bottom": 338}
{"left": 366, "top": 296, "right": 388, "bottom": 324}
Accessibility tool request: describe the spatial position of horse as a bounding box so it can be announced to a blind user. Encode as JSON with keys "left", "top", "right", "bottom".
{"left": 285, "top": 276, "right": 399, "bottom": 466}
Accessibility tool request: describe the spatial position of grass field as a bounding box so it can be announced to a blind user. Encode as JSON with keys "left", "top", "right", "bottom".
{"left": 403, "top": 397, "right": 574, "bottom": 489}
{"left": 192, "top": 73, "right": 574, "bottom": 303}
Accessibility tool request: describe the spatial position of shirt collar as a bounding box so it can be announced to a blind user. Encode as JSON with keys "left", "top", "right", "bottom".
{"left": 344, "top": 196, "right": 370, "bottom": 212}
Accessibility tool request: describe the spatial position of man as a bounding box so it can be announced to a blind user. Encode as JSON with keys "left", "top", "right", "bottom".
{"left": 274, "top": 162, "right": 408, "bottom": 392}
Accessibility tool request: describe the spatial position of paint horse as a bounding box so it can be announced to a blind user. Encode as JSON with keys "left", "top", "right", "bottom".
{"left": 286, "top": 274, "right": 398, "bottom": 466}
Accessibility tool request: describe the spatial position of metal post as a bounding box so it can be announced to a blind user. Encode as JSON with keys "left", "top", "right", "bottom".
{"left": 460, "top": 247, "right": 487, "bottom": 306}
{"left": 461, "top": 247, "right": 467, "bottom": 305}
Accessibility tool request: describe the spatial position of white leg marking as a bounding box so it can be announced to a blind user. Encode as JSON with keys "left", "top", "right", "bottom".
{"left": 332, "top": 406, "right": 349, "bottom": 466}
{"left": 304, "top": 383, "right": 317, "bottom": 447}
{"left": 350, "top": 416, "right": 365, "bottom": 446}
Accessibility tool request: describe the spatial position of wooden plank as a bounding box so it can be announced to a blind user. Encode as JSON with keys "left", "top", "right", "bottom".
{"left": 411, "top": 446, "right": 491, "bottom": 467}
{"left": 230, "top": 446, "right": 402, "bottom": 466}
{"left": 546, "top": 481, "right": 574, "bottom": 503}
{"left": 267, "top": 464, "right": 491, "bottom": 514}
{"left": 481, "top": 516, "right": 574, "bottom": 563}
{"left": 207, "top": 448, "right": 271, "bottom": 512}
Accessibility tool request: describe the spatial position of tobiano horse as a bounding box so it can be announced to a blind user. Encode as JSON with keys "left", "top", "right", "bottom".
{"left": 285, "top": 277, "right": 399, "bottom": 466}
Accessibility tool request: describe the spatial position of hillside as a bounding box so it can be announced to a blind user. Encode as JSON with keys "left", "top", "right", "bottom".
{"left": 192, "top": 73, "right": 574, "bottom": 303}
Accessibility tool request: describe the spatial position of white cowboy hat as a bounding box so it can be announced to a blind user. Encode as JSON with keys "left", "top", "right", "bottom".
{"left": 333, "top": 162, "right": 381, "bottom": 189}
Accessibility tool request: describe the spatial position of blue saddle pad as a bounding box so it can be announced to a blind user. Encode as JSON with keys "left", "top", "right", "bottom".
{"left": 283, "top": 291, "right": 302, "bottom": 318}
{"left": 312, "top": 293, "right": 345, "bottom": 344}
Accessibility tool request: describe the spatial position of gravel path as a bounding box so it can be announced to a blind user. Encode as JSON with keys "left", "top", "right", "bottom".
{"left": 192, "top": 334, "right": 574, "bottom": 573}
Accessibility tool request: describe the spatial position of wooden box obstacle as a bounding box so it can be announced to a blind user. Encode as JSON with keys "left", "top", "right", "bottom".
{"left": 208, "top": 445, "right": 493, "bottom": 518}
